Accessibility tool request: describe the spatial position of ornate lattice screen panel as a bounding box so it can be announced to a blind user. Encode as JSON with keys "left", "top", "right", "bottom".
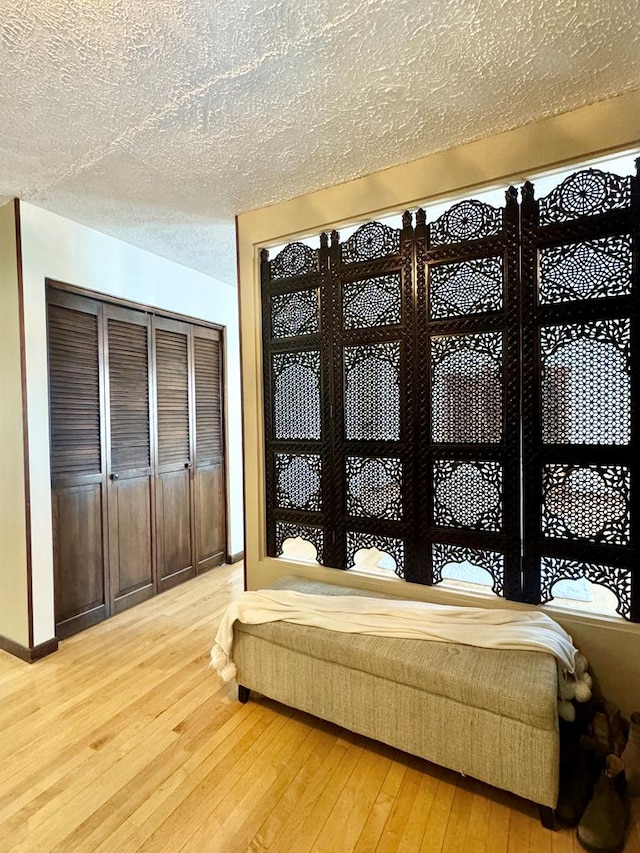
{"left": 261, "top": 239, "right": 334, "bottom": 565}
{"left": 521, "top": 166, "right": 640, "bottom": 620}
{"left": 329, "top": 216, "right": 415, "bottom": 578}
{"left": 260, "top": 161, "right": 640, "bottom": 621}
{"left": 415, "top": 190, "right": 522, "bottom": 598}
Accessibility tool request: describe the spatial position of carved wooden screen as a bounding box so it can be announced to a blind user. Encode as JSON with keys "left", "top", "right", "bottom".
{"left": 416, "top": 191, "right": 522, "bottom": 597}
{"left": 261, "top": 238, "right": 335, "bottom": 566}
{"left": 329, "top": 215, "right": 415, "bottom": 578}
{"left": 521, "top": 166, "right": 640, "bottom": 619}
{"left": 260, "top": 161, "right": 640, "bottom": 620}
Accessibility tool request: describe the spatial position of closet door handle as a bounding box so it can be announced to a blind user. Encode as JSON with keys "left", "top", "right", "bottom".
{"left": 184, "top": 462, "right": 192, "bottom": 469}
{"left": 110, "top": 473, "right": 119, "bottom": 481}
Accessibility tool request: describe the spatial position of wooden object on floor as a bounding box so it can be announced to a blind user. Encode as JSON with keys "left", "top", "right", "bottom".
{"left": 0, "top": 562, "right": 637, "bottom": 853}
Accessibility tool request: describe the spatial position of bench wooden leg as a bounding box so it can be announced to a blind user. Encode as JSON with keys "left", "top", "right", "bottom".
{"left": 238, "top": 685, "right": 251, "bottom": 704}
{"left": 538, "top": 805, "right": 556, "bottom": 830}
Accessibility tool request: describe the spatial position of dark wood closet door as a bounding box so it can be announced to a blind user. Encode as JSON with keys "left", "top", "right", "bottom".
{"left": 48, "top": 291, "right": 108, "bottom": 639}
{"left": 48, "top": 284, "right": 227, "bottom": 637}
{"left": 193, "top": 327, "right": 226, "bottom": 572}
{"left": 154, "top": 317, "right": 195, "bottom": 590}
{"left": 104, "top": 305, "right": 156, "bottom": 613}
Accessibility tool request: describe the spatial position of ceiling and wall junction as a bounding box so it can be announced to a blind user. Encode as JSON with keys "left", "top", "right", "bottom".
{"left": 1, "top": 0, "right": 639, "bottom": 284}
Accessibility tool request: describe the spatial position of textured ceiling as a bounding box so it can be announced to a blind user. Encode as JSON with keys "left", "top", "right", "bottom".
{"left": 1, "top": 1, "right": 639, "bottom": 285}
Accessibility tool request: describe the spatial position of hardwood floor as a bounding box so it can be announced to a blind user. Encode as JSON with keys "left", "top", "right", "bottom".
{"left": 1, "top": 563, "right": 639, "bottom": 852}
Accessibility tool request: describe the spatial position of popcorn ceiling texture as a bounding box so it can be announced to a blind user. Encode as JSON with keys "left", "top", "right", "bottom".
{"left": 0, "top": 0, "right": 638, "bottom": 284}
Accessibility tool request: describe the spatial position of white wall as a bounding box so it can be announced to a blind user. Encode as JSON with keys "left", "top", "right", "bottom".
{"left": 19, "top": 202, "right": 243, "bottom": 645}
{"left": 0, "top": 201, "right": 29, "bottom": 647}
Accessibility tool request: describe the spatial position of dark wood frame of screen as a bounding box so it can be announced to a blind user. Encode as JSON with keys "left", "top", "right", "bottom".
{"left": 260, "top": 162, "right": 640, "bottom": 621}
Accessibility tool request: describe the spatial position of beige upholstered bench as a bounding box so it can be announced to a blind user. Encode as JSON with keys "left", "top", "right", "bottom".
{"left": 232, "top": 576, "right": 560, "bottom": 827}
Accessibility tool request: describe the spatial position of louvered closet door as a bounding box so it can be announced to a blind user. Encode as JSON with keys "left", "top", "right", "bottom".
{"left": 193, "top": 326, "right": 226, "bottom": 571}
{"left": 104, "top": 305, "right": 156, "bottom": 612}
{"left": 47, "top": 291, "right": 108, "bottom": 639}
{"left": 154, "top": 317, "right": 195, "bottom": 590}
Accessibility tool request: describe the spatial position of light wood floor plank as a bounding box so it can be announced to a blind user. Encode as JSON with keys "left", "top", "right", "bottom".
{"left": 508, "top": 803, "right": 533, "bottom": 853}
{"left": 528, "top": 809, "right": 553, "bottom": 853}
{"left": 376, "top": 757, "right": 427, "bottom": 852}
{"left": 50, "top": 684, "right": 239, "bottom": 852}
{"left": 0, "top": 655, "right": 212, "bottom": 822}
{"left": 441, "top": 781, "right": 474, "bottom": 853}
{"left": 7, "top": 656, "right": 229, "bottom": 850}
{"left": 486, "top": 789, "right": 511, "bottom": 853}
{"left": 353, "top": 760, "right": 407, "bottom": 853}
{"left": 0, "top": 662, "right": 210, "bottom": 820}
{"left": 0, "top": 562, "right": 633, "bottom": 852}
{"left": 91, "top": 700, "right": 266, "bottom": 853}
{"left": 211, "top": 717, "right": 331, "bottom": 853}
{"left": 310, "top": 741, "right": 392, "bottom": 853}
{"left": 420, "top": 773, "right": 457, "bottom": 853}
{"left": 132, "top": 705, "right": 284, "bottom": 851}
{"left": 287, "top": 739, "right": 365, "bottom": 853}
{"left": 252, "top": 728, "right": 347, "bottom": 852}
{"left": 395, "top": 762, "right": 444, "bottom": 852}
{"left": 180, "top": 710, "right": 314, "bottom": 852}
{"left": 550, "top": 824, "right": 575, "bottom": 853}
{"left": 465, "top": 779, "right": 491, "bottom": 847}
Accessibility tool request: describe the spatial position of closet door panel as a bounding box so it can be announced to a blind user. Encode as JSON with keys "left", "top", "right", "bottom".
{"left": 110, "top": 477, "right": 153, "bottom": 599}
{"left": 194, "top": 328, "right": 226, "bottom": 572}
{"left": 105, "top": 307, "right": 155, "bottom": 611}
{"left": 48, "top": 292, "right": 108, "bottom": 639}
{"left": 52, "top": 484, "right": 105, "bottom": 632}
{"left": 154, "top": 318, "right": 195, "bottom": 589}
{"left": 196, "top": 466, "right": 225, "bottom": 563}
{"left": 157, "top": 471, "right": 192, "bottom": 581}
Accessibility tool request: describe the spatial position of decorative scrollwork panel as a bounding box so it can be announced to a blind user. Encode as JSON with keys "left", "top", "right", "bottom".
{"left": 344, "top": 342, "right": 401, "bottom": 441}
{"left": 273, "top": 350, "right": 321, "bottom": 440}
{"left": 276, "top": 522, "right": 324, "bottom": 563}
{"left": 271, "top": 289, "right": 319, "bottom": 338}
{"left": 275, "top": 453, "right": 322, "bottom": 511}
{"left": 540, "top": 557, "right": 632, "bottom": 620}
{"left": 261, "top": 162, "right": 639, "bottom": 617}
{"left": 341, "top": 222, "right": 400, "bottom": 263}
{"left": 346, "top": 531, "right": 405, "bottom": 578}
{"left": 433, "top": 460, "right": 502, "bottom": 531}
{"left": 429, "top": 257, "right": 503, "bottom": 319}
{"left": 540, "top": 319, "right": 630, "bottom": 445}
{"left": 270, "top": 242, "right": 318, "bottom": 279}
{"left": 431, "top": 332, "right": 503, "bottom": 444}
{"left": 430, "top": 200, "right": 502, "bottom": 246}
{"left": 432, "top": 543, "right": 504, "bottom": 597}
{"left": 542, "top": 464, "right": 631, "bottom": 545}
{"left": 342, "top": 273, "right": 402, "bottom": 329}
{"left": 539, "top": 235, "right": 633, "bottom": 304}
{"left": 346, "top": 456, "right": 402, "bottom": 520}
{"left": 538, "top": 169, "right": 632, "bottom": 226}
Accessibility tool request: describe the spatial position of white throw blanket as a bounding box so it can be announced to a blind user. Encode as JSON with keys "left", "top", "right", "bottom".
{"left": 210, "top": 589, "right": 578, "bottom": 685}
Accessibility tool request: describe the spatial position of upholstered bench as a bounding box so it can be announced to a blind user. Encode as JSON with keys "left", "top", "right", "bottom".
{"left": 232, "top": 576, "right": 559, "bottom": 827}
